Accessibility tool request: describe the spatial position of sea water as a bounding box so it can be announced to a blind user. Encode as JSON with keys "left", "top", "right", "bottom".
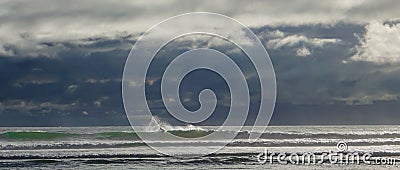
{"left": 1, "top": 126, "right": 400, "bottom": 169}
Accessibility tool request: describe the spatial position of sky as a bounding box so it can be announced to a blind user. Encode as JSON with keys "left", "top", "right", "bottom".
{"left": 1, "top": 0, "right": 400, "bottom": 126}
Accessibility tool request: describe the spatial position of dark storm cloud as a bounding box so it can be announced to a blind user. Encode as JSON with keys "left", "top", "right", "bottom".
{"left": 0, "top": 37, "right": 132, "bottom": 126}
{"left": 1, "top": 22, "right": 400, "bottom": 126}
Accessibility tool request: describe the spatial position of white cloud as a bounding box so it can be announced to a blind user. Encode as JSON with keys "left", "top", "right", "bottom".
{"left": 68, "top": 85, "right": 78, "bottom": 93}
{"left": 267, "top": 34, "right": 341, "bottom": 49}
{"left": 0, "top": 0, "right": 399, "bottom": 58}
{"left": 296, "top": 47, "right": 311, "bottom": 57}
{"left": 0, "top": 46, "right": 14, "bottom": 56}
{"left": 146, "top": 78, "right": 160, "bottom": 86}
{"left": 334, "top": 94, "right": 399, "bottom": 105}
{"left": 94, "top": 97, "right": 109, "bottom": 107}
{"left": 14, "top": 77, "right": 57, "bottom": 87}
{"left": 350, "top": 21, "right": 400, "bottom": 63}
{"left": 86, "top": 79, "right": 111, "bottom": 84}
{"left": 268, "top": 30, "right": 285, "bottom": 38}
{"left": 128, "top": 81, "right": 140, "bottom": 87}
{"left": 0, "top": 100, "right": 74, "bottom": 112}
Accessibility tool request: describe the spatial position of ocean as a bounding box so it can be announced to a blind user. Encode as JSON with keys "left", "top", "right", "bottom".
{"left": 1, "top": 126, "right": 400, "bottom": 169}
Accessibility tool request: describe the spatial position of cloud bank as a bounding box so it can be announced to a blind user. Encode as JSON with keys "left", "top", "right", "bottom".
{"left": 0, "top": 0, "right": 400, "bottom": 125}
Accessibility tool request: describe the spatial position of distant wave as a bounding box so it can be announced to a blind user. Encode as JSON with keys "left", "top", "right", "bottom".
{"left": 0, "top": 151, "right": 399, "bottom": 162}
{"left": 2, "top": 139, "right": 400, "bottom": 150}
{"left": 0, "top": 131, "right": 140, "bottom": 140}
{"left": 0, "top": 142, "right": 147, "bottom": 150}
{"left": 238, "top": 131, "right": 400, "bottom": 139}
{"left": 1, "top": 130, "right": 400, "bottom": 141}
